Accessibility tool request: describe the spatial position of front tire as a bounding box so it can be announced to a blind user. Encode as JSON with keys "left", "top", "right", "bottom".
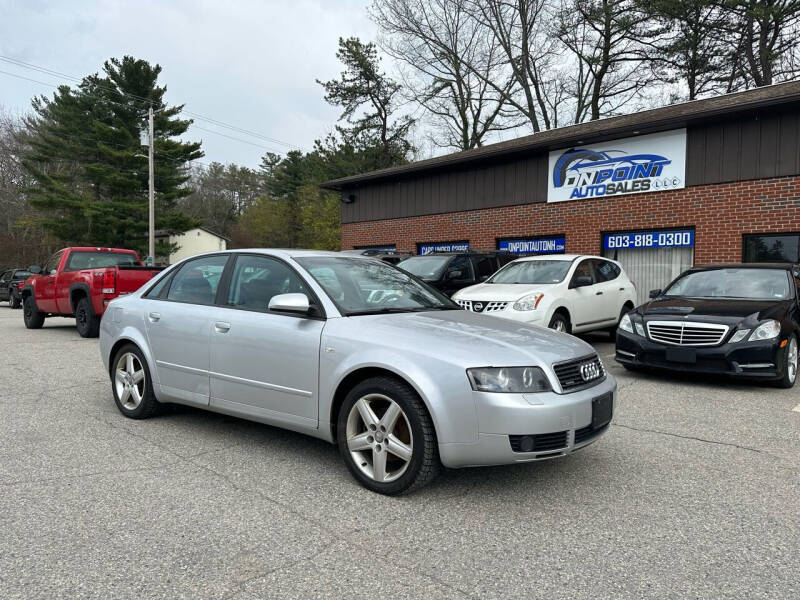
{"left": 23, "top": 295, "right": 45, "bottom": 329}
{"left": 337, "top": 376, "right": 440, "bottom": 495}
{"left": 548, "top": 312, "right": 570, "bottom": 334}
{"left": 111, "top": 344, "right": 162, "bottom": 418}
{"left": 775, "top": 334, "right": 797, "bottom": 389}
{"left": 75, "top": 297, "right": 100, "bottom": 338}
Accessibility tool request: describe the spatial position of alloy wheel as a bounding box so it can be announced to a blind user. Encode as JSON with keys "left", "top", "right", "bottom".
{"left": 552, "top": 320, "right": 566, "bottom": 333}
{"left": 788, "top": 337, "right": 798, "bottom": 385}
{"left": 115, "top": 352, "right": 146, "bottom": 410}
{"left": 345, "top": 393, "right": 413, "bottom": 483}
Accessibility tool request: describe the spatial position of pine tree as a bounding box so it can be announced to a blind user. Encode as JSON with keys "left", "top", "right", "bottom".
{"left": 21, "top": 56, "right": 202, "bottom": 254}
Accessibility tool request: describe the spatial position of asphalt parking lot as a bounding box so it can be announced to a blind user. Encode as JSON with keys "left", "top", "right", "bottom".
{"left": 1, "top": 307, "right": 798, "bottom": 600}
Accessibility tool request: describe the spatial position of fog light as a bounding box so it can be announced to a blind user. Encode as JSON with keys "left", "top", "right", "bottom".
{"left": 519, "top": 435, "right": 534, "bottom": 452}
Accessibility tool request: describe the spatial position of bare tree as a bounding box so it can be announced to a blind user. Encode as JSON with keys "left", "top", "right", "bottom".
{"left": 726, "top": 0, "right": 800, "bottom": 88}
{"left": 556, "top": 0, "right": 665, "bottom": 121}
{"left": 371, "top": 0, "right": 518, "bottom": 150}
{"left": 466, "top": 0, "right": 573, "bottom": 131}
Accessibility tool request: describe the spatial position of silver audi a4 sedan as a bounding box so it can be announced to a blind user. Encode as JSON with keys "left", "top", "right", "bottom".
{"left": 100, "top": 250, "right": 616, "bottom": 494}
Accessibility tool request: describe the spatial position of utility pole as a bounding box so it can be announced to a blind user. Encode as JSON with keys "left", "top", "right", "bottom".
{"left": 147, "top": 107, "right": 155, "bottom": 265}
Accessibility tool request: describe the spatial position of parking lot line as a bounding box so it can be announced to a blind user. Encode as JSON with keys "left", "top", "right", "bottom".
{"left": 793, "top": 404, "right": 800, "bottom": 413}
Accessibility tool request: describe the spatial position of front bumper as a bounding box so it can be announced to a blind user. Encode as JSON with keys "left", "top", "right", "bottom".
{"left": 438, "top": 376, "right": 616, "bottom": 468}
{"left": 615, "top": 330, "right": 786, "bottom": 379}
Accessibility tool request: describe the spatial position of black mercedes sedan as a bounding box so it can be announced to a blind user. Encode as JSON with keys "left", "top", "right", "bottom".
{"left": 615, "top": 263, "right": 799, "bottom": 388}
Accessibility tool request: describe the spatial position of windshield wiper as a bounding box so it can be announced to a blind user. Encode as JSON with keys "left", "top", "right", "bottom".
{"left": 346, "top": 306, "right": 452, "bottom": 316}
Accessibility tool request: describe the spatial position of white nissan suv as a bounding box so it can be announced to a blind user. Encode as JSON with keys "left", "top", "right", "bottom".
{"left": 452, "top": 254, "right": 637, "bottom": 335}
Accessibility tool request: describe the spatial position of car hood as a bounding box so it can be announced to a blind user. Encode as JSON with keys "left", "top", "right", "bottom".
{"left": 638, "top": 297, "right": 791, "bottom": 324}
{"left": 454, "top": 283, "right": 560, "bottom": 302}
{"left": 339, "top": 309, "right": 594, "bottom": 368}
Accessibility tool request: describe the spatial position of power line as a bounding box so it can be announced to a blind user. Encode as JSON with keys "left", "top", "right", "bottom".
{"left": 192, "top": 125, "right": 285, "bottom": 153}
{"left": 0, "top": 55, "right": 305, "bottom": 151}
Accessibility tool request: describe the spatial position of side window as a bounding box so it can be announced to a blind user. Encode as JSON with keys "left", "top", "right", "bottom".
{"left": 144, "top": 272, "right": 173, "bottom": 299}
{"left": 44, "top": 251, "right": 64, "bottom": 275}
{"left": 570, "top": 260, "right": 595, "bottom": 286}
{"left": 446, "top": 256, "right": 473, "bottom": 282}
{"left": 471, "top": 256, "right": 495, "bottom": 280}
{"left": 594, "top": 259, "right": 620, "bottom": 282}
{"left": 226, "top": 254, "right": 312, "bottom": 313}
{"left": 0, "top": 271, "right": 9, "bottom": 283}
{"left": 167, "top": 255, "right": 229, "bottom": 305}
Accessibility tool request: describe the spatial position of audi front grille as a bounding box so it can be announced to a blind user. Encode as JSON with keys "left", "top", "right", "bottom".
{"left": 552, "top": 354, "right": 605, "bottom": 392}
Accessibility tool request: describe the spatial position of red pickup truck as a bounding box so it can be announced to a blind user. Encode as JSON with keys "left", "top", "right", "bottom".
{"left": 21, "top": 247, "right": 163, "bottom": 338}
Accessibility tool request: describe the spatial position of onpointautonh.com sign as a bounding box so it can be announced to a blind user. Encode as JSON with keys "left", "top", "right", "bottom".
{"left": 548, "top": 129, "right": 686, "bottom": 203}
{"left": 498, "top": 236, "right": 566, "bottom": 255}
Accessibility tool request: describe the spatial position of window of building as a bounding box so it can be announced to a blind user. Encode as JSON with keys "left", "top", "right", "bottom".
{"left": 743, "top": 233, "right": 800, "bottom": 263}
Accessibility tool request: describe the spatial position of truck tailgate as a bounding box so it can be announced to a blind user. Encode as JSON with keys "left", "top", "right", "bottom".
{"left": 116, "top": 266, "right": 165, "bottom": 294}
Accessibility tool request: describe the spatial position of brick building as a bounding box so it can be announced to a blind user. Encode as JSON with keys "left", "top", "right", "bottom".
{"left": 323, "top": 83, "right": 800, "bottom": 303}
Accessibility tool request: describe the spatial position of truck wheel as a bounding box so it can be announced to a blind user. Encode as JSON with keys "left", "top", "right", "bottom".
{"left": 23, "top": 295, "right": 45, "bottom": 329}
{"left": 337, "top": 376, "right": 440, "bottom": 495}
{"left": 112, "top": 344, "right": 162, "bottom": 418}
{"left": 75, "top": 297, "right": 100, "bottom": 338}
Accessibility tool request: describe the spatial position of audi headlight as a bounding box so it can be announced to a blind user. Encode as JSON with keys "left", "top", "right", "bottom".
{"left": 749, "top": 320, "right": 780, "bottom": 341}
{"left": 513, "top": 293, "right": 544, "bottom": 311}
{"left": 467, "top": 366, "right": 552, "bottom": 393}
{"left": 619, "top": 313, "right": 633, "bottom": 333}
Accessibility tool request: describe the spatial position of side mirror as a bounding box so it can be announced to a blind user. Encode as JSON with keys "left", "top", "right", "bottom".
{"left": 29, "top": 265, "right": 42, "bottom": 274}
{"left": 570, "top": 275, "right": 593, "bottom": 289}
{"left": 649, "top": 289, "right": 662, "bottom": 298}
{"left": 446, "top": 269, "right": 463, "bottom": 280}
{"left": 268, "top": 293, "right": 311, "bottom": 314}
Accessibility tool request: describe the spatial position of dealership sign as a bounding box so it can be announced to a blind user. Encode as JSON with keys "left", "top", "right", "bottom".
{"left": 417, "top": 241, "right": 470, "bottom": 255}
{"left": 603, "top": 229, "right": 694, "bottom": 250}
{"left": 498, "top": 236, "right": 566, "bottom": 255}
{"left": 548, "top": 129, "right": 686, "bottom": 203}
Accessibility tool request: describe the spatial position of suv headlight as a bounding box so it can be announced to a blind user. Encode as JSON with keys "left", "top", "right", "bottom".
{"left": 467, "top": 366, "right": 552, "bottom": 393}
{"left": 513, "top": 293, "right": 544, "bottom": 311}
{"left": 749, "top": 320, "right": 780, "bottom": 341}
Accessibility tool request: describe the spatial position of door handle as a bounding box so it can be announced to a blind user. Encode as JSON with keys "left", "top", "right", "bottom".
{"left": 148, "top": 312, "right": 161, "bottom": 322}
{"left": 619, "top": 287, "right": 625, "bottom": 291}
{"left": 214, "top": 321, "right": 231, "bottom": 333}
{"left": 595, "top": 291, "right": 603, "bottom": 295}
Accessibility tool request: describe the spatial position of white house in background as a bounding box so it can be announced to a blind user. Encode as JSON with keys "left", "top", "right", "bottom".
{"left": 155, "top": 227, "right": 229, "bottom": 265}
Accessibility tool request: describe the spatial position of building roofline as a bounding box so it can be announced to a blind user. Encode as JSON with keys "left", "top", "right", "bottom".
{"left": 321, "top": 81, "right": 800, "bottom": 191}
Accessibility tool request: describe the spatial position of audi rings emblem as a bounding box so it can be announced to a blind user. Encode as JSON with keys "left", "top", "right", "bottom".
{"left": 580, "top": 362, "right": 601, "bottom": 381}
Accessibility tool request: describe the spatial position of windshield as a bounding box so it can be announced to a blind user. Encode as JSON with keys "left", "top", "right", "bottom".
{"left": 296, "top": 257, "right": 458, "bottom": 315}
{"left": 665, "top": 268, "right": 791, "bottom": 300}
{"left": 396, "top": 256, "right": 451, "bottom": 279}
{"left": 488, "top": 260, "right": 572, "bottom": 284}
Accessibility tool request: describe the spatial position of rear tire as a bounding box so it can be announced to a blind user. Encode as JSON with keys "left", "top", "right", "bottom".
{"left": 75, "top": 297, "right": 100, "bottom": 338}
{"left": 111, "top": 344, "right": 162, "bottom": 418}
{"left": 337, "top": 376, "right": 440, "bottom": 495}
{"left": 23, "top": 295, "right": 45, "bottom": 329}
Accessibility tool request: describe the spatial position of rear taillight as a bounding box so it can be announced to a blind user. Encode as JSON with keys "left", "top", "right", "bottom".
{"left": 102, "top": 270, "right": 116, "bottom": 294}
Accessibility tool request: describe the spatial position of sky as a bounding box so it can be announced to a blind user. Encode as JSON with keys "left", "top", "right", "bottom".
{"left": 0, "top": 0, "right": 378, "bottom": 168}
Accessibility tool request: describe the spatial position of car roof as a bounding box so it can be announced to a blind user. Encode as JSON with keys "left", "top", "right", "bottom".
{"left": 514, "top": 254, "right": 601, "bottom": 262}
{"left": 691, "top": 262, "right": 798, "bottom": 271}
